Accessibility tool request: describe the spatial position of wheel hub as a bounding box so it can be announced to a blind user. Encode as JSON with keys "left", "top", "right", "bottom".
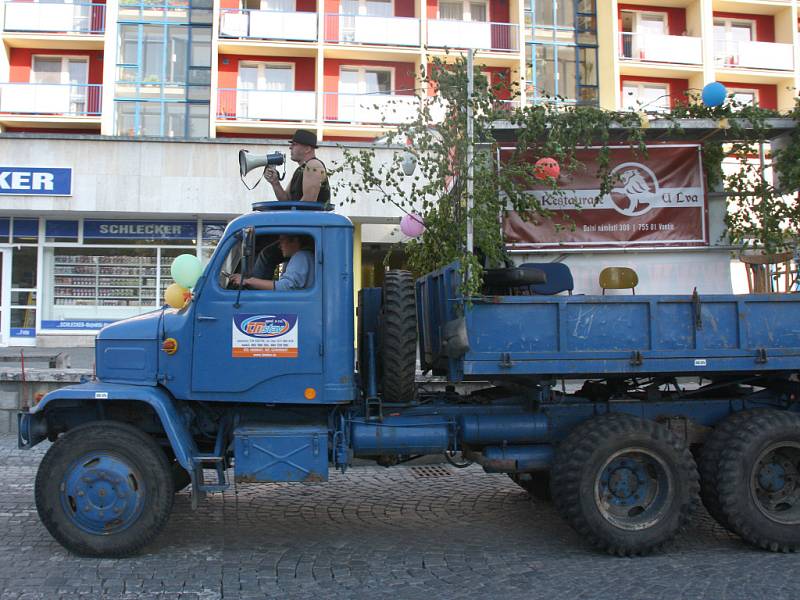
{"left": 595, "top": 448, "right": 672, "bottom": 531}
{"left": 601, "top": 459, "right": 648, "bottom": 507}
{"left": 61, "top": 453, "right": 145, "bottom": 535}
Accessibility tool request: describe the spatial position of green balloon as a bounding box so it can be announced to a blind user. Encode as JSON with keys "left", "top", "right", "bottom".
{"left": 171, "top": 254, "right": 203, "bottom": 289}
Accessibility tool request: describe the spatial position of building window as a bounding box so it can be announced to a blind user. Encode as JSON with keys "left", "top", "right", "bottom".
{"left": 238, "top": 62, "right": 294, "bottom": 91}
{"left": 339, "top": 66, "right": 393, "bottom": 94}
{"left": 622, "top": 81, "right": 669, "bottom": 112}
{"left": 620, "top": 10, "right": 667, "bottom": 59}
{"left": 439, "top": 0, "right": 487, "bottom": 22}
{"left": 526, "top": 0, "right": 598, "bottom": 106}
{"left": 114, "top": 0, "right": 211, "bottom": 138}
{"left": 729, "top": 88, "right": 757, "bottom": 108}
{"left": 341, "top": 0, "right": 391, "bottom": 16}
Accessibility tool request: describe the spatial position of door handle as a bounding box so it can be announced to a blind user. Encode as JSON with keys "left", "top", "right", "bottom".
{"left": 197, "top": 315, "right": 217, "bottom": 322}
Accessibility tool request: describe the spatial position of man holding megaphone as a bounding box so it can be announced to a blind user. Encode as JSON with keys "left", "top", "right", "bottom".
{"left": 265, "top": 129, "right": 330, "bottom": 204}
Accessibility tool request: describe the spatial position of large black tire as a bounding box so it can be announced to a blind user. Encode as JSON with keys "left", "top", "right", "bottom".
{"left": 698, "top": 409, "right": 766, "bottom": 529}
{"left": 509, "top": 472, "right": 551, "bottom": 502}
{"left": 35, "top": 421, "right": 175, "bottom": 557}
{"left": 550, "top": 414, "right": 699, "bottom": 556}
{"left": 715, "top": 410, "right": 800, "bottom": 552}
{"left": 379, "top": 270, "right": 417, "bottom": 403}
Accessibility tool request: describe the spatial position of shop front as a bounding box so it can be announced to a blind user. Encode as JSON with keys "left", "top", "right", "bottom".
{"left": 0, "top": 215, "right": 230, "bottom": 346}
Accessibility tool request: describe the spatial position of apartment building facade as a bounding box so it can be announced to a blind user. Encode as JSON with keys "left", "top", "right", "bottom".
{"left": 0, "top": 0, "right": 796, "bottom": 346}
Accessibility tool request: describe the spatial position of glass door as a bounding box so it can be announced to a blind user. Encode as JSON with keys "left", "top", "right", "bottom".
{"left": 0, "top": 250, "right": 12, "bottom": 346}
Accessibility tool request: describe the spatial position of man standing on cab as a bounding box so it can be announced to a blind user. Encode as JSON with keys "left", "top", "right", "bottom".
{"left": 264, "top": 129, "right": 330, "bottom": 204}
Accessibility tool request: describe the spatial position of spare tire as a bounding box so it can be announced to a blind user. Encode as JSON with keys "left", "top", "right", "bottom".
{"left": 379, "top": 270, "right": 417, "bottom": 403}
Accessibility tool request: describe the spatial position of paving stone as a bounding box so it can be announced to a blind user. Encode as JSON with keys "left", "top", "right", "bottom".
{"left": 2, "top": 433, "right": 800, "bottom": 599}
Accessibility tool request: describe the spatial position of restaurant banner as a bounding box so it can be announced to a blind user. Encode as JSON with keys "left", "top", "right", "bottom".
{"left": 502, "top": 144, "right": 707, "bottom": 249}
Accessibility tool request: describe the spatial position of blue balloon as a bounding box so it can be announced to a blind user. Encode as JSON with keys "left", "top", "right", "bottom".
{"left": 702, "top": 82, "right": 727, "bottom": 107}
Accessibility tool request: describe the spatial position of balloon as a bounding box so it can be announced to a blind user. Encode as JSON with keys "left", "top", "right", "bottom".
{"left": 534, "top": 157, "right": 560, "bottom": 180}
{"left": 165, "top": 283, "right": 192, "bottom": 309}
{"left": 702, "top": 82, "right": 727, "bottom": 107}
{"left": 170, "top": 254, "right": 203, "bottom": 288}
{"left": 400, "top": 213, "right": 425, "bottom": 238}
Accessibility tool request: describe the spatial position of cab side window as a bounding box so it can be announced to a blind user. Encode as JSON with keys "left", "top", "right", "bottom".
{"left": 219, "top": 232, "right": 315, "bottom": 292}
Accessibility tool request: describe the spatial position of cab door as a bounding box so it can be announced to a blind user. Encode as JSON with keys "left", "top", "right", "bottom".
{"left": 190, "top": 227, "right": 324, "bottom": 399}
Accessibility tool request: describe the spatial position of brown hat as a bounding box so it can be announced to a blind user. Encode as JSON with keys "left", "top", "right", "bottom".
{"left": 291, "top": 129, "right": 317, "bottom": 148}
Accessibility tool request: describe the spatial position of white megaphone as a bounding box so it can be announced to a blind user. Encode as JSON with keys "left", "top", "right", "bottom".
{"left": 238, "top": 150, "right": 286, "bottom": 190}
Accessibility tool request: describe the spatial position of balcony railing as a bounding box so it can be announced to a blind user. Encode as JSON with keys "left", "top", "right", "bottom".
{"left": 324, "top": 92, "right": 418, "bottom": 124}
{"left": 217, "top": 88, "right": 316, "bottom": 121}
{"left": 219, "top": 9, "right": 317, "bottom": 42}
{"left": 324, "top": 13, "right": 420, "bottom": 46}
{"left": 714, "top": 39, "right": 794, "bottom": 71}
{"left": 3, "top": 1, "right": 105, "bottom": 34}
{"left": 0, "top": 83, "right": 102, "bottom": 116}
{"left": 619, "top": 32, "right": 702, "bottom": 65}
{"left": 427, "top": 20, "right": 518, "bottom": 52}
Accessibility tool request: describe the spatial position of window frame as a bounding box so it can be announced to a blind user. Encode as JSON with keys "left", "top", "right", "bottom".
{"left": 237, "top": 60, "right": 296, "bottom": 91}
{"left": 621, "top": 80, "right": 670, "bottom": 112}
{"left": 438, "top": 0, "right": 488, "bottom": 22}
{"left": 338, "top": 65, "right": 395, "bottom": 95}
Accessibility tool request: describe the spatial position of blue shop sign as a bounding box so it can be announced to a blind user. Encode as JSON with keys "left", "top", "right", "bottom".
{"left": 0, "top": 167, "right": 72, "bottom": 196}
{"left": 10, "top": 327, "right": 35, "bottom": 338}
{"left": 41, "top": 320, "right": 116, "bottom": 331}
{"left": 84, "top": 220, "right": 197, "bottom": 240}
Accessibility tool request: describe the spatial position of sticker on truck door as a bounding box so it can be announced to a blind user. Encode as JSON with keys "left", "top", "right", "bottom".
{"left": 232, "top": 314, "right": 298, "bottom": 358}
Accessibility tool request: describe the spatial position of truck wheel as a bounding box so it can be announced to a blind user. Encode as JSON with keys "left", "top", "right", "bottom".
{"left": 380, "top": 270, "right": 417, "bottom": 403}
{"left": 509, "top": 472, "right": 551, "bottom": 502}
{"left": 698, "top": 409, "right": 766, "bottom": 529}
{"left": 550, "top": 414, "right": 699, "bottom": 556}
{"left": 715, "top": 410, "right": 800, "bottom": 552}
{"left": 35, "top": 421, "right": 174, "bottom": 557}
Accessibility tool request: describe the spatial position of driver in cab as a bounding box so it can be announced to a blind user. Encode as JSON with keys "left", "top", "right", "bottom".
{"left": 230, "top": 234, "right": 313, "bottom": 291}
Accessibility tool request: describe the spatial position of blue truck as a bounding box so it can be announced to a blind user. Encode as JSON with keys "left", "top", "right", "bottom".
{"left": 18, "top": 201, "right": 800, "bottom": 557}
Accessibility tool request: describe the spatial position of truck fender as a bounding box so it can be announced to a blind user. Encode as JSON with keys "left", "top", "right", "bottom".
{"left": 22, "top": 381, "right": 198, "bottom": 471}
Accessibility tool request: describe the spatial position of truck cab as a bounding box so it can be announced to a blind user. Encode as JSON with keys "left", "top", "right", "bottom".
{"left": 96, "top": 203, "right": 356, "bottom": 405}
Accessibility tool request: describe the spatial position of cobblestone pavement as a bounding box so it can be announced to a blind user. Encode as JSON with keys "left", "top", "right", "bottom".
{"left": 1, "top": 435, "right": 798, "bottom": 600}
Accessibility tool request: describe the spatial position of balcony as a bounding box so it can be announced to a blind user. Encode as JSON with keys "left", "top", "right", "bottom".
{"left": 3, "top": 1, "right": 105, "bottom": 34}
{"left": 0, "top": 83, "right": 102, "bottom": 116}
{"left": 217, "top": 88, "right": 316, "bottom": 122}
{"left": 219, "top": 9, "right": 317, "bottom": 42}
{"left": 427, "top": 20, "right": 518, "bottom": 52}
{"left": 715, "top": 40, "right": 794, "bottom": 71}
{"left": 619, "top": 32, "right": 702, "bottom": 66}
{"left": 324, "top": 14, "right": 420, "bottom": 47}
{"left": 324, "top": 92, "right": 418, "bottom": 124}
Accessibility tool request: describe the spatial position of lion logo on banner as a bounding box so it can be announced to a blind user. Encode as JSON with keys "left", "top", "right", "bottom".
{"left": 609, "top": 163, "right": 660, "bottom": 217}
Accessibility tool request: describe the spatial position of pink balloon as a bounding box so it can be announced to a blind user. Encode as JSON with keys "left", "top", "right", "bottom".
{"left": 400, "top": 213, "right": 426, "bottom": 238}
{"left": 534, "top": 157, "right": 560, "bottom": 180}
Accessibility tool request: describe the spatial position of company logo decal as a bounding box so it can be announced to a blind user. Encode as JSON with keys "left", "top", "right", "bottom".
{"left": 240, "top": 315, "right": 293, "bottom": 338}
{"left": 609, "top": 162, "right": 660, "bottom": 217}
{"left": 232, "top": 313, "right": 298, "bottom": 358}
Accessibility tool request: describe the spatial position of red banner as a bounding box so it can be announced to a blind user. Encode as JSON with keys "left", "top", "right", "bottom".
{"left": 502, "top": 144, "right": 708, "bottom": 249}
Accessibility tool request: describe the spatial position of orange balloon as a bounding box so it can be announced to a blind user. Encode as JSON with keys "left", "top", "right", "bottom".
{"left": 165, "top": 283, "right": 191, "bottom": 309}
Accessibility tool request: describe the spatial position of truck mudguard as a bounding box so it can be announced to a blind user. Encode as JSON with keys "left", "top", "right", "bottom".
{"left": 20, "top": 382, "right": 198, "bottom": 471}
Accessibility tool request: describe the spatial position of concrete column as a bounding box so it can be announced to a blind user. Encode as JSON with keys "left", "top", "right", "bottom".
{"left": 100, "top": 0, "right": 119, "bottom": 135}
{"left": 597, "top": 0, "right": 619, "bottom": 110}
{"left": 697, "top": 0, "right": 715, "bottom": 87}
{"left": 209, "top": 0, "right": 221, "bottom": 137}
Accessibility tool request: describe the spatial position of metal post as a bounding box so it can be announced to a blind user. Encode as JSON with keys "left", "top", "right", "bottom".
{"left": 466, "top": 51, "right": 474, "bottom": 255}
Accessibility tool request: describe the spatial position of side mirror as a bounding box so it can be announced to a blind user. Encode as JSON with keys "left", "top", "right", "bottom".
{"left": 241, "top": 226, "right": 255, "bottom": 278}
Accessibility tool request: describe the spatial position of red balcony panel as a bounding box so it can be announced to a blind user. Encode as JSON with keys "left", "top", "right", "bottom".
{"left": 9, "top": 48, "right": 103, "bottom": 85}
{"left": 714, "top": 11, "right": 774, "bottom": 42}
{"left": 217, "top": 54, "right": 315, "bottom": 120}
{"left": 619, "top": 4, "right": 686, "bottom": 36}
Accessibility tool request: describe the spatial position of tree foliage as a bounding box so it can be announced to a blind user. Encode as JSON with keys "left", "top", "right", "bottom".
{"left": 331, "top": 54, "right": 800, "bottom": 297}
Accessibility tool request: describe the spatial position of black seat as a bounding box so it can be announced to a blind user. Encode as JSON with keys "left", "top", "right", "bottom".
{"left": 483, "top": 267, "right": 546, "bottom": 295}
